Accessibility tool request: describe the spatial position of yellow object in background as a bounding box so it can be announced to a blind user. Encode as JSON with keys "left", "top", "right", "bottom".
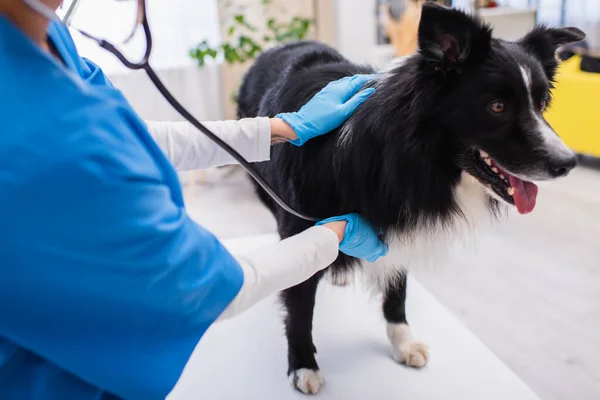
{"left": 545, "top": 55, "right": 600, "bottom": 158}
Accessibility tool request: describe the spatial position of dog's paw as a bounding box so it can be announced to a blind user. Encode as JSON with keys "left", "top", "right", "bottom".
{"left": 289, "top": 368, "right": 324, "bottom": 395}
{"left": 386, "top": 322, "right": 429, "bottom": 368}
{"left": 392, "top": 340, "right": 429, "bottom": 368}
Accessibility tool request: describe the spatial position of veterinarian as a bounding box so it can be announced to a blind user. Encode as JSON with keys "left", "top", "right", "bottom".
{"left": 0, "top": 1, "right": 388, "bottom": 399}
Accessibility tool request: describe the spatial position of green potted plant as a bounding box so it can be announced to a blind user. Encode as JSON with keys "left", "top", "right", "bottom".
{"left": 186, "top": 0, "right": 314, "bottom": 183}
{"left": 189, "top": 0, "right": 314, "bottom": 103}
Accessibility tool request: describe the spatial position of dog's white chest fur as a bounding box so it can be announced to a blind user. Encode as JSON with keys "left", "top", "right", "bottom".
{"left": 359, "top": 172, "right": 496, "bottom": 288}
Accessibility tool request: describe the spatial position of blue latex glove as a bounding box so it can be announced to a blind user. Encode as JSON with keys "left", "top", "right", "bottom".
{"left": 276, "top": 74, "right": 376, "bottom": 146}
{"left": 316, "top": 213, "right": 388, "bottom": 262}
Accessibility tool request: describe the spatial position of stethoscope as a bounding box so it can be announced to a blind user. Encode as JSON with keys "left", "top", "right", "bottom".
{"left": 24, "top": 0, "right": 319, "bottom": 222}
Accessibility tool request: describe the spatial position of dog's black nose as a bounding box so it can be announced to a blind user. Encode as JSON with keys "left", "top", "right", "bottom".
{"left": 548, "top": 155, "right": 577, "bottom": 177}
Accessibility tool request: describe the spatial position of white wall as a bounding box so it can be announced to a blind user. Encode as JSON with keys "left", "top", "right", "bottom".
{"left": 334, "top": 0, "right": 378, "bottom": 64}
{"left": 59, "top": 0, "right": 225, "bottom": 122}
{"left": 107, "top": 65, "right": 224, "bottom": 123}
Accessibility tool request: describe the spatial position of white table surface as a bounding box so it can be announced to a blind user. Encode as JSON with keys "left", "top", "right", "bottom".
{"left": 168, "top": 234, "right": 540, "bottom": 400}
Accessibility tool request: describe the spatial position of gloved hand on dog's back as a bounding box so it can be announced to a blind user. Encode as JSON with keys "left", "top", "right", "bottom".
{"left": 318, "top": 213, "right": 388, "bottom": 262}
{"left": 276, "top": 74, "right": 376, "bottom": 146}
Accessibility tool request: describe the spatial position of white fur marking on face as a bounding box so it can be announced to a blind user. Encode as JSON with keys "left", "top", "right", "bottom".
{"left": 289, "top": 369, "right": 324, "bottom": 394}
{"left": 519, "top": 64, "right": 574, "bottom": 164}
{"left": 519, "top": 65, "right": 532, "bottom": 95}
{"left": 535, "top": 115, "right": 575, "bottom": 160}
{"left": 386, "top": 323, "right": 429, "bottom": 368}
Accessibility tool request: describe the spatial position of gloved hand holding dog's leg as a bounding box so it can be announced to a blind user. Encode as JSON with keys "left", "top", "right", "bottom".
{"left": 317, "top": 213, "right": 388, "bottom": 262}
{"left": 218, "top": 213, "right": 387, "bottom": 320}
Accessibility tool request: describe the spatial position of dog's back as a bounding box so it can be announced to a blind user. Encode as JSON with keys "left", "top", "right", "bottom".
{"left": 237, "top": 41, "right": 375, "bottom": 226}
{"left": 238, "top": 41, "right": 371, "bottom": 120}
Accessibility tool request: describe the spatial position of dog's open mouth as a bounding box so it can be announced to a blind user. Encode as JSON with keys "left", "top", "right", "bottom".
{"left": 469, "top": 149, "right": 539, "bottom": 214}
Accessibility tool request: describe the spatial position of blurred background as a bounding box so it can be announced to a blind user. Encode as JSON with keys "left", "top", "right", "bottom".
{"left": 59, "top": 1, "right": 599, "bottom": 399}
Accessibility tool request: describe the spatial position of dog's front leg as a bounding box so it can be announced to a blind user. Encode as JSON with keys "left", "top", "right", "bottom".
{"left": 383, "top": 271, "right": 430, "bottom": 368}
{"left": 281, "top": 272, "right": 325, "bottom": 395}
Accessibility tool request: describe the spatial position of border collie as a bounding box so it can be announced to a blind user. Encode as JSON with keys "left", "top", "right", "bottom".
{"left": 237, "top": 4, "right": 584, "bottom": 395}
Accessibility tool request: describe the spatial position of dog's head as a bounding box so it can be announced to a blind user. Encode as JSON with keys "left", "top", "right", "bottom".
{"left": 418, "top": 4, "right": 584, "bottom": 214}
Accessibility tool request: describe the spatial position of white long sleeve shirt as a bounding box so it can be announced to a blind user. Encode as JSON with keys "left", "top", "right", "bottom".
{"left": 146, "top": 118, "right": 272, "bottom": 170}
{"left": 145, "top": 118, "right": 340, "bottom": 320}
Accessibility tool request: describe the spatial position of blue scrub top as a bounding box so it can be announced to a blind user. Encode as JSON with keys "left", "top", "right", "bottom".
{"left": 0, "top": 16, "right": 244, "bottom": 400}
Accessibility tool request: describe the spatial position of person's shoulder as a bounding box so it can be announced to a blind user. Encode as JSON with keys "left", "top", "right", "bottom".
{"left": 3, "top": 90, "right": 154, "bottom": 178}
{"left": 0, "top": 105, "right": 163, "bottom": 220}
{"left": 57, "top": 97, "right": 156, "bottom": 166}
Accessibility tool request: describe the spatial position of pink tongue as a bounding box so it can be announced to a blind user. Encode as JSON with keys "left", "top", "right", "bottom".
{"left": 508, "top": 176, "right": 539, "bottom": 215}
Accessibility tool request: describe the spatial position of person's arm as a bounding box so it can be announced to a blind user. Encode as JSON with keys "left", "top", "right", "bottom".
{"left": 50, "top": 20, "right": 376, "bottom": 170}
{"left": 145, "top": 117, "right": 298, "bottom": 171}
{"left": 217, "top": 214, "right": 387, "bottom": 321}
{"left": 0, "top": 113, "right": 247, "bottom": 399}
{"left": 218, "top": 225, "right": 342, "bottom": 320}
{"left": 146, "top": 74, "right": 376, "bottom": 171}
{"left": 0, "top": 102, "right": 384, "bottom": 399}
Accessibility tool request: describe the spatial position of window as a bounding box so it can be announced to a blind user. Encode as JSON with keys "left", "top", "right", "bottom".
{"left": 56, "top": 0, "right": 221, "bottom": 75}
{"left": 450, "top": 0, "right": 598, "bottom": 45}
{"left": 508, "top": 0, "right": 599, "bottom": 45}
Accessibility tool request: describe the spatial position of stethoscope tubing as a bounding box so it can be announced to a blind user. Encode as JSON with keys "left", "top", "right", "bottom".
{"left": 74, "top": 9, "right": 319, "bottom": 222}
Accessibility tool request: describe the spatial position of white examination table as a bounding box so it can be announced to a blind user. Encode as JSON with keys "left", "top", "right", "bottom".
{"left": 168, "top": 233, "right": 539, "bottom": 400}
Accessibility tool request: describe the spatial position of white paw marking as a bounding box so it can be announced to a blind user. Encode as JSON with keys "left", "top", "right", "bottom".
{"left": 289, "top": 368, "right": 324, "bottom": 395}
{"left": 387, "top": 323, "right": 430, "bottom": 368}
{"left": 393, "top": 340, "right": 429, "bottom": 368}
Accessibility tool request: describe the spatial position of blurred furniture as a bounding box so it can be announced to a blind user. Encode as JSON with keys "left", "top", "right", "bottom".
{"left": 545, "top": 54, "right": 600, "bottom": 158}
{"left": 381, "top": 0, "right": 424, "bottom": 57}
{"left": 378, "top": 0, "right": 452, "bottom": 59}
{"left": 372, "top": 3, "right": 538, "bottom": 67}
{"left": 474, "top": 0, "right": 498, "bottom": 7}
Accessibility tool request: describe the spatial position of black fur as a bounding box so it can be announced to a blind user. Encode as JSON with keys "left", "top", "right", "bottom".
{"left": 519, "top": 25, "right": 587, "bottom": 84}
{"left": 237, "top": 4, "right": 583, "bottom": 393}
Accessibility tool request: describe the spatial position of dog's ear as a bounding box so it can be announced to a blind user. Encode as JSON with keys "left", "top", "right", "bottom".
{"left": 418, "top": 4, "right": 492, "bottom": 75}
{"left": 519, "top": 26, "right": 586, "bottom": 81}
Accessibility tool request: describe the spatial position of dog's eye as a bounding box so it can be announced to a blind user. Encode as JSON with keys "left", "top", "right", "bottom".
{"left": 489, "top": 101, "right": 505, "bottom": 113}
